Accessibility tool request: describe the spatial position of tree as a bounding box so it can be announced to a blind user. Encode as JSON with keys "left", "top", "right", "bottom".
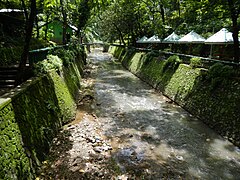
{"left": 72, "top": 0, "right": 91, "bottom": 39}
{"left": 227, "top": 0, "right": 240, "bottom": 61}
{"left": 59, "top": 0, "right": 68, "bottom": 44}
{"left": 16, "top": 0, "right": 37, "bottom": 85}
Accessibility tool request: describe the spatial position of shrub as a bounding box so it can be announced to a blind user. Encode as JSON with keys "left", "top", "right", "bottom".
{"left": 0, "top": 47, "right": 23, "bottom": 66}
{"left": 51, "top": 48, "right": 75, "bottom": 66}
{"left": 144, "top": 50, "right": 160, "bottom": 64}
{"left": 162, "top": 55, "right": 182, "bottom": 72}
{"left": 207, "top": 62, "right": 235, "bottom": 90}
{"left": 0, "top": 38, "right": 49, "bottom": 66}
{"left": 34, "top": 55, "right": 62, "bottom": 75}
{"left": 68, "top": 42, "right": 83, "bottom": 55}
{"left": 207, "top": 62, "right": 234, "bottom": 79}
{"left": 167, "top": 55, "right": 181, "bottom": 63}
{"left": 190, "top": 57, "right": 202, "bottom": 68}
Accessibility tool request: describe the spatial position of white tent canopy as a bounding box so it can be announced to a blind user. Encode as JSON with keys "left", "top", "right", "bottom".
{"left": 0, "top": 9, "right": 24, "bottom": 12}
{"left": 162, "top": 32, "right": 180, "bottom": 43}
{"left": 178, "top": 31, "right": 206, "bottom": 43}
{"left": 136, "top": 36, "right": 148, "bottom": 43}
{"left": 205, "top": 28, "right": 236, "bottom": 44}
{"left": 146, "top": 35, "right": 161, "bottom": 43}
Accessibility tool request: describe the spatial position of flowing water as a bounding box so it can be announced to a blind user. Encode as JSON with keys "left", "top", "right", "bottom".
{"left": 90, "top": 48, "right": 240, "bottom": 179}
{"left": 39, "top": 48, "right": 240, "bottom": 179}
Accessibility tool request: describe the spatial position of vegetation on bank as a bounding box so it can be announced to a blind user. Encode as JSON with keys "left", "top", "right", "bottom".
{"left": 110, "top": 46, "right": 240, "bottom": 147}
{"left": 0, "top": 38, "right": 49, "bottom": 66}
{"left": 0, "top": 42, "right": 85, "bottom": 179}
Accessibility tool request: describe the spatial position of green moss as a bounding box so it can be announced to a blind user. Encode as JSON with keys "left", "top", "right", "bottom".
{"left": 0, "top": 46, "right": 85, "bottom": 179}
{"left": 0, "top": 103, "right": 33, "bottom": 180}
{"left": 128, "top": 52, "right": 145, "bottom": 73}
{"left": 49, "top": 71, "right": 76, "bottom": 124}
{"left": 163, "top": 64, "right": 202, "bottom": 103}
{"left": 62, "top": 63, "right": 81, "bottom": 99}
{"left": 114, "top": 47, "right": 125, "bottom": 59}
{"left": 190, "top": 57, "right": 202, "bottom": 68}
{"left": 11, "top": 76, "right": 62, "bottom": 164}
{"left": 108, "top": 46, "right": 117, "bottom": 54}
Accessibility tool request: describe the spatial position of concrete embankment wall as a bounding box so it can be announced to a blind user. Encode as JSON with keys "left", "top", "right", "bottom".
{"left": 109, "top": 45, "right": 240, "bottom": 147}
{"left": 0, "top": 54, "right": 84, "bottom": 179}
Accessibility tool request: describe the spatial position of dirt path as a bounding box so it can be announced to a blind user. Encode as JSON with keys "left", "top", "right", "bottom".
{"left": 38, "top": 48, "right": 240, "bottom": 179}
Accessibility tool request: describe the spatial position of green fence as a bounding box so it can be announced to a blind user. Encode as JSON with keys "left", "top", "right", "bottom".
{"left": 29, "top": 45, "right": 68, "bottom": 66}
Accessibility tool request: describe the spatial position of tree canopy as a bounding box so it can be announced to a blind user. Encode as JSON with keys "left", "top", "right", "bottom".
{"left": 1, "top": 0, "right": 239, "bottom": 61}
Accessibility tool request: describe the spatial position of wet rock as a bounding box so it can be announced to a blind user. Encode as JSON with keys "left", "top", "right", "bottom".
{"left": 95, "top": 171, "right": 104, "bottom": 177}
{"left": 128, "top": 134, "right": 133, "bottom": 138}
{"left": 94, "top": 146, "right": 103, "bottom": 153}
{"left": 175, "top": 155, "right": 184, "bottom": 161}
{"left": 117, "top": 174, "right": 128, "bottom": 180}
{"left": 86, "top": 137, "right": 96, "bottom": 143}
{"left": 102, "top": 145, "right": 112, "bottom": 151}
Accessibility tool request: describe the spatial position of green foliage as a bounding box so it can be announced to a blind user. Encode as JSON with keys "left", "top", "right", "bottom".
{"left": 0, "top": 38, "right": 49, "bottom": 66}
{"left": 163, "top": 55, "right": 182, "bottom": 72}
{"left": 207, "top": 62, "right": 235, "bottom": 90}
{"left": 0, "top": 102, "right": 34, "bottom": 179}
{"left": 51, "top": 48, "right": 75, "bottom": 66}
{"left": 144, "top": 51, "right": 160, "bottom": 63}
{"left": 68, "top": 40, "right": 84, "bottom": 58}
{"left": 190, "top": 57, "right": 202, "bottom": 68}
{"left": 34, "top": 55, "right": 62, "bottom": 75}
{"left": 208, "top": 63, "right": 234, "bottom": 79}
{"left": 167, "top": 55, "right": 181, "bottom": 63}
{"left": 0, "top": 47, "right": 22, "bottom": 66}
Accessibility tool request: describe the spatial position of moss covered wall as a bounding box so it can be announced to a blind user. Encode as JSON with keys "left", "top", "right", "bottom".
{"left": 110, "top": 46, "right": 240, "bottom": 147}
{"left": 0, "top": 54, "right": 84, "bottom": 179}
{"left": 0, "top": 99, "right": 34, "bottom": 180}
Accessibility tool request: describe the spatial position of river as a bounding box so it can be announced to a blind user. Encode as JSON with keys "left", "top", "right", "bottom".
{"left": 39, "top": 48, "right": 240, "bottom": 179}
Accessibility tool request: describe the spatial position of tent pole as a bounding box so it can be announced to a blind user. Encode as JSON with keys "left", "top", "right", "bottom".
{"left": 210, "top": 44, "right": 213, "bottom": 58}
{"left": 210, "top": 27, "right": 215, "bottom": 58}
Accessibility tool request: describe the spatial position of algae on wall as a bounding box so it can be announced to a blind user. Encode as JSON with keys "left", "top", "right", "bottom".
{"left": 108, "top": 45, "right": 126, "bottom": 60}
{"left": 50, "top": 69, "right": 78, "bottom": 124}
{"left": 0, "top": 47, "right": 85, "bottom": 179}
{"left": 0, "top": 99, "right": 34, "bottom": 180}
{"left": 161, "top": 64, "right": 202, "bottom": 103}
{"left": 62, "top": 62, "right": 81, "bottom": 100}
{"left": 11, "top": 76, "right": 63, "bottom": 165}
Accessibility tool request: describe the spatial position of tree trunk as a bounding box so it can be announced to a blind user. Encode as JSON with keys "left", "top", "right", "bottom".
{"left": 113, "top": 23, "right": 126, "bottom": 46}
{"left": 160, "top": 4, "right": 165, "bottom": 24}
{"left": 227, "top": 0, "right": 239, "bottom": 62}
{"left": 35, "top": 15, "right": 39, "bottom": 39}
{"left": 62, "top": 17, "right": 67, "bottom": 44}
{"left": 16, "top": 0, "right": 36, "bottom": 85}
{"left": 20, "top": 0, "right": 29, "bottom": 22}
{"left": 60, "top": 0, "right": 67, "bottom": 44}
{"left": 177, "top": 0, "right": 181, "bottom": 17}
{"left": 231, "top": 14, "right": 239, "bottom": 62}
{"left": 44, "top": 14, "right": 49, "bottom": 40}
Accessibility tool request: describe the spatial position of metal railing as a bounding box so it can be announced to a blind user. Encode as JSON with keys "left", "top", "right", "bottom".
{"left": 130, "top": 46, "right": 240, "bottom": 67}
{"left": 28, "top": 45, "right": 68, "bottom": 66}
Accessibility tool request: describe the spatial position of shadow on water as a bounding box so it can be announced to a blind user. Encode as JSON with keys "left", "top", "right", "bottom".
{"left": 93, "top": 52, "right": 240, "bottom": 179}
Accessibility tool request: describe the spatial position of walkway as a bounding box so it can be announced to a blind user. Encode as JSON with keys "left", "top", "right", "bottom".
{"left": 38, "top": 48, "right": 240, "bottom": 179}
